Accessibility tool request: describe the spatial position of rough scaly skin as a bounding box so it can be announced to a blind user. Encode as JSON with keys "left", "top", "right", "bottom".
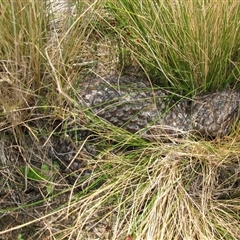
{"left": 191, "top": 91, "right": 240, "bottom": 137}
{"left": 80, "top": 75, "right": 240, "bottom": 138}
{"left": 50, "top": 75, "right": 240, "bottom": 174}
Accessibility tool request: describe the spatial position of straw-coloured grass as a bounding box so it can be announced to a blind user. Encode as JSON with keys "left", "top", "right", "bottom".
{"left": 1, "top": 1, "right": 240, "bottom": 239}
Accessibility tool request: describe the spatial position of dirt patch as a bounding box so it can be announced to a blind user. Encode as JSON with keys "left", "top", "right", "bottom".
{"left": 0, "top": 120, "right": 114, "bottom": 239}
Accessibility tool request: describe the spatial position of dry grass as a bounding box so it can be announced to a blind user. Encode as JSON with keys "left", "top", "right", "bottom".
{"left": 1, "top": 1, "right": 240, "bottom": 240}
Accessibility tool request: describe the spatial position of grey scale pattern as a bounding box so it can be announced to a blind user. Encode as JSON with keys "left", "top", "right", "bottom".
{"left": 80, "top": 75, "right": 240, "bottom": 138}
{"left": 50, "top": 75, "right": 240, "bottom": 174}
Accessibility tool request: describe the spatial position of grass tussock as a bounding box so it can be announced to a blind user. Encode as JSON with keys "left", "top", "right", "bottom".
{"left": 1, "top": 0, "right": 240, "bottom": 240}
{"left": 26, "top": 133, "right": 239, "bottom": 239}
{"left": 0, "top": 1, "right": 47, "bottom": 131}
{"left": 106, "top": 0, "right": 240, "bottom": 93}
